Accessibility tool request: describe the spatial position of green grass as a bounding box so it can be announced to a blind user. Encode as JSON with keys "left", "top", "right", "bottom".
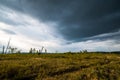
{"left": 0, "top": 53, "right": 120, "bottom": 80}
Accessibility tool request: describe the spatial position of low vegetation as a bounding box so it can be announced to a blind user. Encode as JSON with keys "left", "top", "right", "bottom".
{"left": 0, "top": 53, "right": 120, "bottom": 80}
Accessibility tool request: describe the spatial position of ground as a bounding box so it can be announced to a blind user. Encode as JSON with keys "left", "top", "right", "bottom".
{"left": 0, "top": 53, "right": 120, "bottom": 80}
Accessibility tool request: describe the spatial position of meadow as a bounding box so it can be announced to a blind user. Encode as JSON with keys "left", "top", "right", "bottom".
{"left": 0, "top": 52, "right": 120, "bottom": 80}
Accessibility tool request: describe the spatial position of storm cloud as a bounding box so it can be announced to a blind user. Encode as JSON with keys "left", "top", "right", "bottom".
{"left": 0, "top": 0, "right": 120, "bottom": 52}
{"left": 21, "top": 0, "right": 120, "bottom": 41}
{"left": 0, "top": 0, "right": 120, "bottom": 41}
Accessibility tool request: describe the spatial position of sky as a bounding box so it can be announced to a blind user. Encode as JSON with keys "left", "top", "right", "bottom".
{"left": 0, "top": 0, "right": 120, "bottom": 52}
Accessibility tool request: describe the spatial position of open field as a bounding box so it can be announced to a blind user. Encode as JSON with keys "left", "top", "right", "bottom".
{"left": 0, "top": 53, "right": 120, "bottom": 80}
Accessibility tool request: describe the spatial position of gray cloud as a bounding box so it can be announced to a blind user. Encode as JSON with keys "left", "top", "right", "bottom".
{"left": 0, "top": 28, "right": 16, "bottom": 35}
{"left": 85, "top": 30, "right": 120, "bottom": 43}
{"left": 0, "top": 0, "right": 23, "bottom": 12}
{"left": 0, "top": 17, "right": 20, "bottom": 26}
{"left": 0, "top": 0, "right": 120, "bottom": 42}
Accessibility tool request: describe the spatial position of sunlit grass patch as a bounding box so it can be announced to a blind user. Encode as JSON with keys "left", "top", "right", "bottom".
{"left": 0, "top": 53, "right": 120, "bottom": 80}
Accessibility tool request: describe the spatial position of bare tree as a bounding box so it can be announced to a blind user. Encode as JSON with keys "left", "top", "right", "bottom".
{"left": 29, "top": 48, "right": 33, "bottom": 53}
{"left": 45, "top": 49, "right": 47, "bottom": 53}
{"left": 9, "top": 47, "right": 18, "bottom": 53}
{"left": 2, "top": 46, "right": 5, "bottom": 54}
{"left": 5, "top": 38, "right": 11, "bottom": 54}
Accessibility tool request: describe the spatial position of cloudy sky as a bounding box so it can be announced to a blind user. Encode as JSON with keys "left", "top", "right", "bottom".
{"left": 0, "top": 0, "right": 120, "bottom": 52}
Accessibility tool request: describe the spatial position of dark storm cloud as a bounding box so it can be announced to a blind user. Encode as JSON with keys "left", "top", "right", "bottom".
{"left": 21, "top": 0, "right": 120, "bottom": 41}
{"left": 0, "top": 0, "right": 23, "bottom": 12}
{"left": 0, "top": 0, "right": 120, "bottom": 42}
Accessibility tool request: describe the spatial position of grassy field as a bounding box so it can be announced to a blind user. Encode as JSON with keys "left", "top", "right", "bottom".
{"left": 0, "top": 53, "right": 120, "bottom": 80}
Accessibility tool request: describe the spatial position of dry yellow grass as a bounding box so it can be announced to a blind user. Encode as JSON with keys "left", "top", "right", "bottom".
{"left": 0, "top": 53, "right": 120, "bottom": 80}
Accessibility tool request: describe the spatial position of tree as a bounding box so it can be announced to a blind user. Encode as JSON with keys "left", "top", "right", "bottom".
{"left": 8, "top": 47, "right": 18, "bottom": 53}
{"left": 33, "top": 48, "right": 36, "bottom": 53}
{"left": 2, "top": 46, "right": 5, "bottom": 54}
{"left": 45, "top": 49, "right": 47, "bottom": 53}
{"left": 16, "top": 50, "right": 21, "bottom": 54}
{"left": 83, "top": 50, "right": 88, "bottom": 53}
{"left": 29, "top": 48, "right": 33, "bottom": 53}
